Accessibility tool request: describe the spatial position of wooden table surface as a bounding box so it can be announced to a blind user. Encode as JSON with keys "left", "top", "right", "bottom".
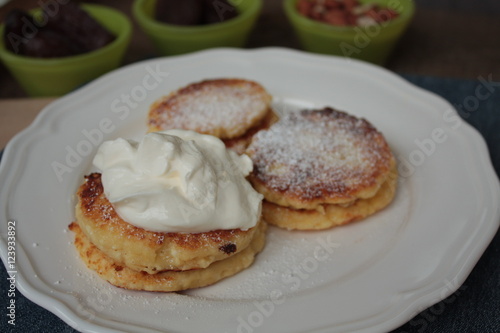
{"left": 0, "top": 0, "right": 499, "bottom": 143}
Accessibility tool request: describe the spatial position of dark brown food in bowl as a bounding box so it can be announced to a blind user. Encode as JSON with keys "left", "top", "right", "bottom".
{"left": 155, "top": 0, "right": 238, "bottom": 26}
{"left": 155, "top": 0, "right": 204, "bottom": 25}
{"left": 22, "top": 28, "right": 81, "bottom": 58}
{"left": 44, "top": 2, "right": 115, "bottom": 52}
{"left": 3, "top": 2, "right": 115, "bottom": 58}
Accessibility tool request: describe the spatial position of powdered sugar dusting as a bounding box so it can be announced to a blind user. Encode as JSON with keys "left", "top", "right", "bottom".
{"left": 151, "top": 79, "right": 270, "bottom": 137}
{"left": 248, "top": 108, "right": 393, "bottom": 201}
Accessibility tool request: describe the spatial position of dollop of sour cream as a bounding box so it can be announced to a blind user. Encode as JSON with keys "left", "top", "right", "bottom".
{"left": 93, "top": 130, "right": 263, "bottom": 233}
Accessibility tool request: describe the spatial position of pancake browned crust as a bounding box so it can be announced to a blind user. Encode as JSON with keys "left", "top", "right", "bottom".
{"left": 75, "top": 173, "right": 262, "bottom": 274}
{"left": 69, "top": 221, "right": 267, "bottom": 292}
{"left": 261, "top": 166, "right": 398, "bottom": 230}
{"left": 246, "top": 108, "right": 396, "bottom": 210}
{"left": 148, "top": 78, "right": 273, "bottom": 140}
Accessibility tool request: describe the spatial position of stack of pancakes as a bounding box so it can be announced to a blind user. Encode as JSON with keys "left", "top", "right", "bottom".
{"left": 148, "top": 78, "right": 278, "bottom": 154}
{"left": 69, "top": 79, "right": 398, "bottom": 292}
{"left": 246, "top": 107, "right": 397, "bottom": 230}
{"left": 70, "top": 173, "right": 267, "bottom": 292}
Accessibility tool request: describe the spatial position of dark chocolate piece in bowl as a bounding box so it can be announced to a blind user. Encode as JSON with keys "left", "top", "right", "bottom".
{"left": 155, "top": 0, "right": 203, "bottom": 25}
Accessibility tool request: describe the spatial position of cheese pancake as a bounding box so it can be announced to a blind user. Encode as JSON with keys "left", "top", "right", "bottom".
{"left": 75, "top": 173, "right": 262, "bottom": 274}
{"left": 69, "top": 221, "right": 267, "bottom": 292}
{"left": 246, "top": 108, "right": 395, "bottom": 210}
{"left": 148, "top": 78, "right": 273, "bottom": 140}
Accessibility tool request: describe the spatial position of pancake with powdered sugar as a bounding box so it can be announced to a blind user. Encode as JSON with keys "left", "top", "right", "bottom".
{"left": 246, "top": 107, "right": 397, "bottom": 230}
{"left": 148, "top": 78, "right": 277, "bottom": 153}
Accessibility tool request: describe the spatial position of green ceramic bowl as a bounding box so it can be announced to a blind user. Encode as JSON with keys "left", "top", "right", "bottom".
{"left": 133, "top": 0, "right": 262, "bottom": 56}
{"left": 0, "top": 4, "right": 132, "bottom": 97}
{"left": 284, "top": 0, "right": 415, "bottom": 64}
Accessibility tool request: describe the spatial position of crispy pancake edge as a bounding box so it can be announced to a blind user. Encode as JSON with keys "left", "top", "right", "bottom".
{"left": 262, "top": 166, "right": 398, "bottom": 230}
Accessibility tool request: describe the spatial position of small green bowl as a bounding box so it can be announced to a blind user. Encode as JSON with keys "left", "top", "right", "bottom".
{"left": 284, "top": 0, "right": 415, "bottom": 64}
{"left": 0, "top": 4, "right": 132, "bottom": 97}
{"left": 133, "top": 0, "right": 262, "bottom": 56}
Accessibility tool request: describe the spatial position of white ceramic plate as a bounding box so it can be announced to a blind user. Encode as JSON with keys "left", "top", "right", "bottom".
{"left": 1, "top": 48, "right": 499, "bottom": 333}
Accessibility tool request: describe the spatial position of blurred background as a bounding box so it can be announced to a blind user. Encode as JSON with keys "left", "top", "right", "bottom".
{"left": 0, "top": 0, "right": 499, "bottom": 98}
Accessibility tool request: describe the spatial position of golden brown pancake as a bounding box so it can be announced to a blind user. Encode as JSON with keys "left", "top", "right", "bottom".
{"left": 261, "top": 166, "right": 398, "bottom": 230}
{"left": 75, "top": 173, "right": 263, "bottom": 274}
{"left": 246, "top": 107, "right": 397, "bottom": 230}
{"left": 246, "top": 107, "right": 396, "bottom": 210}
{"left": 148, "top": 78, "right": 274, "bottom": 153}
{"left": 69, "top": 221, "right": 267, "bottom": 292}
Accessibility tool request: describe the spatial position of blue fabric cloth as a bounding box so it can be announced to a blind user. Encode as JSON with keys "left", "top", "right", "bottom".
{"left": 388, "top": 74, "right": 500, "bottom": 333}
{"left": 1, "top": 74, "right": 499, "bottom": 333}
